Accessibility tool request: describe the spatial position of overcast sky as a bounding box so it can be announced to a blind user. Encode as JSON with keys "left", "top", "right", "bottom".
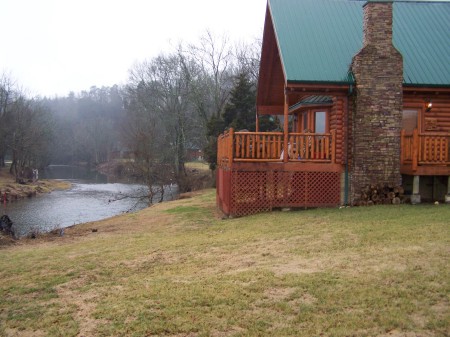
{"left": 0, "top": 0, "right": 267, "bottom": 97}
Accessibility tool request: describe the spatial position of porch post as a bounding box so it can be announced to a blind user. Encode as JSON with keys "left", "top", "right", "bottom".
{"left": 445, "top": 176, "right": 450, "bottom": 204}
{"left": 411, "top": 175, "right": 421, "bottom": 204}
{"left": 283, "top": 90, "right": 289, "bottom": 163}
{"left": 256, "top": 111, "right": 259, "bottom": 132}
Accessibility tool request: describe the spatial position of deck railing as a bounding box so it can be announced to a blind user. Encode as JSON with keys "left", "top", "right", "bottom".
{"left": 217, "top": 129, "right": 234, "bottom": 167}
{"left": 401, "top": 129, "right": 450, "bottom": 171}
{"left": 217, "top": 128, "right": 336, "bottom": 167}
{"left": 234, "top": 131, "right": 284, "bottom": 161}
{"left": 287, "top": 131, "right": 335, "bottom": 162}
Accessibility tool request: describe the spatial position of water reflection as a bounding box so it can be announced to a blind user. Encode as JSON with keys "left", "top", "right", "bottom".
{"left": 5, "top": 165, "right": 177, "bottom": 237}
{"left": 41, "top": 165, "right": 109, "bottom": 183}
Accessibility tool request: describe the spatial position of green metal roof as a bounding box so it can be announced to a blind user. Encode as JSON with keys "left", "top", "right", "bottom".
{"left": 268, "top": 0, "right": 450, "bottom": 87}
{"left": 289, "top": 96, "right": 333, "bottom": 113}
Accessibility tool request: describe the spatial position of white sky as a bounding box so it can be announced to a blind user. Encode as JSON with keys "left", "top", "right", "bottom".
{"left": 0, "top": 0, "right": 267, "bottom": 97}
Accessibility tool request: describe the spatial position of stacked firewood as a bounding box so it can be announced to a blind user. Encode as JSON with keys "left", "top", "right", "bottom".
{"left": 357, "top": 184, "right": 405, "bottom": 206}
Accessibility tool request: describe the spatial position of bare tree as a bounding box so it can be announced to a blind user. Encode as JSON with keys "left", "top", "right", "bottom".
{"left": 0, "top": 73, "right": 18, "bottom": 167}
{"left": 187, "top": 30, "right": 235, "bottom": 120}
{"left": 127, "top": 52, "right": 200, "bottom": 191}
{"left": 234, "top": 37, "right": 263, "bottom": 84}
{"left": 8, "top": 97, "right": 53, "bottom": 181}
{"left": 122, "top": 79, "right": 173, "bottom": 204}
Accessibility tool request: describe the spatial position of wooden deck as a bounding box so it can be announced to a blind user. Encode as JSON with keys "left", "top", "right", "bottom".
{"left": 217, "top": 128, "right": 342, "bottom": 216}
{"left": 216, "top": 128, "right": 449, "bottom": 216}
{"left": 401, "top": 130, "right": 450, "bottom": 175}
{"left": 219, "top": 128, "right": 450, "bottom": 175}
{"left": 217, "top": 129, "right": 337, "bottom": 168}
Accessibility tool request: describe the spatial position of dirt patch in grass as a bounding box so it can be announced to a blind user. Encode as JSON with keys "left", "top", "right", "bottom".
{"left": 55, "top": 276, "right": 104, "bottom": 337}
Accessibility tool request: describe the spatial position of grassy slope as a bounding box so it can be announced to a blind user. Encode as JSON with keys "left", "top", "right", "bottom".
{"left": 0, "top": 189, "right": 448, "bottom": 337}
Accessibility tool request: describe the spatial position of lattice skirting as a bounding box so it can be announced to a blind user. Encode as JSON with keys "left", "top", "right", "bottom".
{"left": 218, "top": 169, "right": 341, "bottom": 217}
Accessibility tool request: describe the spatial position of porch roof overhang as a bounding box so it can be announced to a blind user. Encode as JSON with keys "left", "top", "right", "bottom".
{"left": 288, "top": 95, "right": 333, "bottom": 114}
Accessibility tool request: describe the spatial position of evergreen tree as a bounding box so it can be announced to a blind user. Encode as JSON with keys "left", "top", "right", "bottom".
{"left": 204, "top": 71, "right": 255, "bottom": 170}
{"left": 222, "top": 72, "right": 256, "bottom": 131}
{"left": 204, "top": 71, "right": 278, "bottom": 170}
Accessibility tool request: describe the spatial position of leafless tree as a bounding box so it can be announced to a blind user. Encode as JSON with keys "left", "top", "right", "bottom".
{"left": 234, "top": 37, "right": 262, "bottom": 84}
{"left": 0, "top": 73, "right": 18, "bottom": 167}
{"left": 187, "top": 30, "right": 235, "bottom": 120}
{"left": 8, "top": 97, "right": 53, "bottom": 180}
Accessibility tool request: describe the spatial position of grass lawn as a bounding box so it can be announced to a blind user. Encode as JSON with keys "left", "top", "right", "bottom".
{"left": 0, "top": 189, "right": 448, "bottom": 336}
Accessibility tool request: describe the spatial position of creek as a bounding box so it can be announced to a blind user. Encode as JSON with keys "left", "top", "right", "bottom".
{"left": 3, "top": 165, "right": 177, "bottom": 237}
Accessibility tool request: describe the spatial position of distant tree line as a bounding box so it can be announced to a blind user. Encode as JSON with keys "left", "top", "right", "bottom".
{"left": 1, "top": 31, "right": 278, "bottom": 195}
{"left": 0, "top": 74, "right": 53, "bottom": 181}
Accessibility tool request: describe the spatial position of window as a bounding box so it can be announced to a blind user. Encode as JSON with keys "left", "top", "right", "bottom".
{"left": 297, "top": 109, "right": 329, "bottom": 133}
{"left": 402, "top": 109, "right": 418, "bottom": 133}
{"left": 315, "top": 111, "right": 326, "bottom": 133}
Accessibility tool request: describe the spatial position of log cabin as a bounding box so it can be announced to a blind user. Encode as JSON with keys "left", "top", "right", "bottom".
{"left": 217, "top": 0, "right": 450, "bottom": 217}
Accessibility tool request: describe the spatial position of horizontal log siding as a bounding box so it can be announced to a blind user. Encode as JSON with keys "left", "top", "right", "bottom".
{"left": 330, "top": 96, "right": 346, "bottom": 165}
{"left": 404, "top": 95, "right": 450, "bottom": 133}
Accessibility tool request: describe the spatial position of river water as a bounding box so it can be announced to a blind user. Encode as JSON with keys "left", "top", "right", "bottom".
{"left": 4, "top": 165, "right": 177, "bottom": 237}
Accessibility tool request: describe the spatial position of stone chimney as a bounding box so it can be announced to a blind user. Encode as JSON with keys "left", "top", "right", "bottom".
{"left": 350, "top": 0, "right": 403, "bottom": 203}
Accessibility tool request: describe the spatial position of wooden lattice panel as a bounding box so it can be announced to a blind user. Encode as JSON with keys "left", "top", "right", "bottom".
{"left": 228, "top": 170, "right": 340, "bottom": 217}
{"left": 231, "top": 171, "right": 271, "bottom": 216}
{"left": 305, "top": 172, "right": 341, "bottom": 206}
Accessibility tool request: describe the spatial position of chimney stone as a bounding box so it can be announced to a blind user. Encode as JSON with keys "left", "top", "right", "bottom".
{"left": 350, "top": 0, "right": 404, "bottom": 204}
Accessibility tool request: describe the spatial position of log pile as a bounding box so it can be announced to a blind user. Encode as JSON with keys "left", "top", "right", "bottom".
{"left": 356, "top": 184, "right": 405, "bottom": 206}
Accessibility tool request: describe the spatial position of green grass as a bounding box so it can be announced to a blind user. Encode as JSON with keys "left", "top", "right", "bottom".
{"left": 0, "top": 189, "right": 449, "bottom": 336}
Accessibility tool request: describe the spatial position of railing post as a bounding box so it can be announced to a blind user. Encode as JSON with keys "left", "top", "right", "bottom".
{"left": 400, "top": 129, "right": 405, "bottom": 165}
{"left": 229, "top": 128, "right": 234, "bottom": 166}
{"left": 283, "top": 91, "right": 289, "bottom": 163}
{"left": 412, "top": 128, "right": 418, "bottom": 171}
{"left": 331, "top": 130, "right": 336, "bottom": 164}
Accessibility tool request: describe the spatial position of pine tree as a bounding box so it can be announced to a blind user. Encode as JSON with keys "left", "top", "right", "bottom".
{"left": 222, "top": 72, "right": 256, "bottom": 131}
{"left": 204, "top": 71, "right": 277, "bottom": 170}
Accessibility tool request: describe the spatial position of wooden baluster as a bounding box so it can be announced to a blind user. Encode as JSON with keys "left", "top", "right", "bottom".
{"left": 291, "top": 135, "right": 296, "bottom": 160}
{"left": 268, "top": 135, "right": 272, "bottom": 159}
{"left": 412, "top": 129, "right": 418, "bottom": 171}
{"left": 320, "top": 137, "right": 325, "bottom": 159}
{"left": 306, "top": 135, "right": 310, "bottom": 159}
{"left": 325, "top": 135, "right": 330, "bottom": 160}
{"left": 445, "top": 137, "right": 449, "bottom": 162}
{"left": 278, "top": 135, "right": 282, "bottom": 160}
{"left": 400, "top": 130, "right": 405, "bottom": 164}
{"left": 256, "top": 134, "right": 259, "bottom": 159}
{"left": 262, "top": 134, "right": 266, "bottom": 159}
{"left": 434, "top": 138, "right": 438, "bottom": 162}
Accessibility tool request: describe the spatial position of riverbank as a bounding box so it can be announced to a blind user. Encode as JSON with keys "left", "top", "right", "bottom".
{"left": 0, "top": 189, "right": 448, "bottom": 336}
{"left": 0, "top": 168, "right": 71, "bottom": 202}
{"left": 0, "top": 168, "right": 72, "bottom": 245}
{"left": 96, "top": 159, "right": 214, "bottom": 191}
